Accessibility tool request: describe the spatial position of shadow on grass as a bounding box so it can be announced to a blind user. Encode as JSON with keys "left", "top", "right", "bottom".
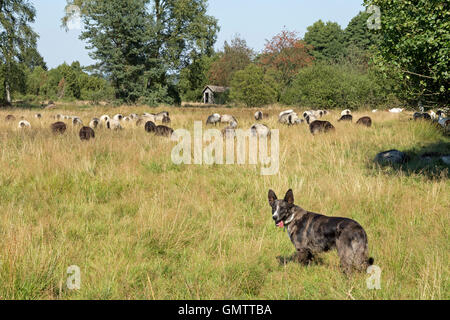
{"left": 276, "top": 254, "right": 324, "bottom": 267}
{"left": 373, "top": 141, "right": 450, "bottom": 179}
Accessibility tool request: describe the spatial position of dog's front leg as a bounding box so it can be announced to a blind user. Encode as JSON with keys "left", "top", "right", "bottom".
{"left": 295, "top": 248, "right": 313, "bottom": 265}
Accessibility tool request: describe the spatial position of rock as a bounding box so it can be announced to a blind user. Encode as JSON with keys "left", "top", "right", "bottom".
{"left": 442, "top": 156, "right": 450, "bottom": 166}
{"left": 374, "top": 150, "right": 408, "bottom": 165}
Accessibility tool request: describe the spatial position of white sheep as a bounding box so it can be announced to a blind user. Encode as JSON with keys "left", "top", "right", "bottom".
{"left": 18, "top": 120, "right": 31, "bottom": 129}
{"left": 113, "top": 114, "right": 124, "bottom": 121}
{"left": 341, "top": 109, "right": 352, "bottom": 116}
{"left": 220, "top": 114, "right": 237, "bottom": 124}
{"left": 206, "top": 113, "right": 221, "bottom": 125}
{"left": 251, "top": 124, "right": 271, "bottom": 137}
{"left": 106, "top": 119, "right": 122, "bottom": 130}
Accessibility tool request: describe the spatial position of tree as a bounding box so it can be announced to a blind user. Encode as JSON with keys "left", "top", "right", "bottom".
{"left": 344, "top": 11, "right": 381, "bottom": 52}
{"left": 179, "top": 53, "right": 217, "bottom": 102}
{"left": 0, "top": 0, "right": 39, "bottom": 105}
{"left": 304, "top": 20, "right": 346, "bottom": 62}
{"left": 230, "top": 64, "right": 277, "bottom": 107}
{"left": 363, "top": 0, "right": 449, "bottom": 104}
{"left": 258, "top": 29, "right": 314, "bottom": 100}
{"left": 67, "top": 0, "right": 219, "bottom": 104}
{"left": 79, "top": 0, "right": 154, "bottom": 103}
{"left": 208, "top": 36, "right": 254, "bottom": 87}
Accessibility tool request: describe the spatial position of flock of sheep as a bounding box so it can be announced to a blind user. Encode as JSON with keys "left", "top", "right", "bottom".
{"left": 204, "top": 108, "right": 374, "bottom": 139}
{"left": 6, "top": 111, "right": 174, "bottom": 141}
{"left": 5, "top": 106, "right": 449, "bottom": 143}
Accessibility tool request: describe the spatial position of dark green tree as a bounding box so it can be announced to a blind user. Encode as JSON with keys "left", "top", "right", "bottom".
{"left": 344, "top": 11, "right": 381, "bottom": 52}
{"left": 304, "top": 20, "right": 346, "bottom": 62}
{"left": 67, "top": 0, "right": 219, "bottom": 104}
{"left": 363, "top": 0, "right": 449, "bottom": 104}
{"left": 0, "top": 0, "right": 39, "bottom": 105}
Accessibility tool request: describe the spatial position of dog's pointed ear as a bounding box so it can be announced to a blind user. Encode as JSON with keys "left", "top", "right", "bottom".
{"left": 268, "top": 190, "right": 277, "bottom": 206}
{"left": 284, "top": 189, "right": 294, "bottom": 205}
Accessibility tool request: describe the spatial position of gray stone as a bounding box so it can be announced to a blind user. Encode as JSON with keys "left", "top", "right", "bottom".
{"left": 374, "top": 150, "right": 408, "bottom": 165}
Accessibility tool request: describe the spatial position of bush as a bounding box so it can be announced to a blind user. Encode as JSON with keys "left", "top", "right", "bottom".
{"left": 230, "top": 64, "right": 277, "bottom": 107}
{"left": 281, "top": 63, "right": 389, "bottom": 109}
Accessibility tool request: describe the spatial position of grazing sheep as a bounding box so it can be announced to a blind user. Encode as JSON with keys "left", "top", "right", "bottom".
{"left": 338, "top": 114, "right": 353, "bottom": 122}
{"left": 106, "top": 119, "right": 122, "bottom": 130}
{"left": 79, "top": 126, "right": 95, "bottom": 141}
{"left": 54, "top": 114, "right": 63, "bottom": 120}
{"left": 155, "top": 125, "right": 174, "bottom": 137}
{"left": 100, "top": 115, "right": 110, "bottom": 123}
{"left": 356, "top": 117, "right": 372, "bottom": 127}
{"left": 304, "top": 110, "right": 326, "bottom": 119}
{"left": 206, "top": 113, "right": 221, "bottom": 126}
{"left": 89, "top": 118, "right": 100, "bottom": 129}
{"left": 413, "top": 112, "right": 432, "bottom": 121}
{"left": 136, "top": 118, "right": 146, "bottom": 127}
{"left": 154, "top": 112, "right": 169, "bottom": 121}
{"left": 113, "top": 114, "right": 124, "bottom": 121}
{"left": 309, "top": 120, "right": 335, "bottom": 135}
{"left": 162, "top": 115, "right": 171, "bottom": 124}
{"left": 142, "top": 113, "right": 157, "bottom": 122}
{"left": 123, "top": 116, "right": 131, "bottom": 122}
{"left": 18, "top": 120, "right": 31, "bottom": 129}
{"left": 72, "top": 117, "right": 83, "bottom": 126}
{"left": 279, "top": 111, "right": 302, "bottom": 125}
{"left": 51, "top": 122, "right": 67, "bottom": 134}
{"left": 389, "top": 108, "right": 404, "bottom": 113}
{"left": 220, "top": 114, "right": 237, "bottom": 124}
{"left": 372, "top": 109, "right": 378, "bottom": 113}
{"left": 255, "top": 111, "right": 263, "bottom": 121}
{"left": 145, "top": 121, "right": 157, "bottom": 133}
{"left": 341, "top": 109, "right": 352, "bottom": 116}
{"left": 129, "top": 113, "right": 139, "bottom": 120}
{"left": 5, "top": 115, "right": 16, "bottom": 121}
{"left": 35, "top": 113, "right": 42, "bottom": 119}
{"left": 250, "top": 124, "right": 271, "bottom": 137}
{"left": 305, "top": 115, "right": 317, "bottom": 125}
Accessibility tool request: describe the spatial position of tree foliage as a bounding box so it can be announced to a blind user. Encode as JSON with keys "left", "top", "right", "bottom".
{"left": 208, "top": 36, "right": 254, "bottom": 87}
{"left": 258, "top": 29, "right": 314, "bottom": 100}
{"left": 364, "top": 0, "right": 449, "bottom": 104}
{"left": 230, "top": 64, "right": 277, "bottom": 107}
{"left": 68, "top": 0, "right": 218, "bottom": 104}
{"left": 304, "top": 20, "right": 346, "bottom": 62}
{"left": 0, "top": 0, "right": 39, "bottom": 105}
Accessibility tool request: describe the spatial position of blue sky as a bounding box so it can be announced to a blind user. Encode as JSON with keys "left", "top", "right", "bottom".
{"left": 32, "top": 0, "right": 366, "bottom": 69}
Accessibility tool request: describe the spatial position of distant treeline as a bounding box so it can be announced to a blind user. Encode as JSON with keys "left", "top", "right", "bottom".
{"left": 1, "top": 0, "right": 448, "bottom": 108}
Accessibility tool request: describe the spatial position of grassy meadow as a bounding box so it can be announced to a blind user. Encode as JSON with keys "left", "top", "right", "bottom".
{"left": 0, "top": 105, "right": 448, "bottom": 300}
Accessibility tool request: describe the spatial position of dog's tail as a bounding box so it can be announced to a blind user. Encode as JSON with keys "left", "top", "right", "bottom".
{"left": 368, "top": 257, "right": 374, "bottom": 266}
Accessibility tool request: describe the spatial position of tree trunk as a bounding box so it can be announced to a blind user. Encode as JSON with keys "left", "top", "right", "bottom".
{"left": 5, "top": 81, "right": 11, "bottom": 106}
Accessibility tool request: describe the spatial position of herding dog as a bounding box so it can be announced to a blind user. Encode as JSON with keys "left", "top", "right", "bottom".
{"left": 268, "top": 189, "right": 373, "bottom": 274}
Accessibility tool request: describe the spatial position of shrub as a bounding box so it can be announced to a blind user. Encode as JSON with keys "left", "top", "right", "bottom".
{"left": 230, "top": 64, "right": 277, "bottom": 107}
{"left": 281, "top": 63, "right": 389, "bottom": 109}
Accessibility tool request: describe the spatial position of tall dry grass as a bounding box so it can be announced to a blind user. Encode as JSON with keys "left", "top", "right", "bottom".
{"left": 0, "top": 106, "right": 448, "bottom": 299}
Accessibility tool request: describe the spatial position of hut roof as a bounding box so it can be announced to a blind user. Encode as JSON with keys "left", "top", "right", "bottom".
{"left": 203, "top": 85, "right": 230, "bottom": 93}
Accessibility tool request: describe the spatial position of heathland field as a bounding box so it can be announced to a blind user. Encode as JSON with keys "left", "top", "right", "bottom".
{"left": 0, "top": 105, "right": 448, "bottom": 300}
